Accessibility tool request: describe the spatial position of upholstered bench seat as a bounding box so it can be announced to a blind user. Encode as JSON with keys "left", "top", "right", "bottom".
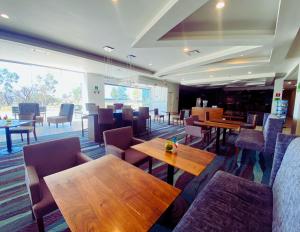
{"left": 173, "top": 171, "right": 272, "bottom": 232}
{"left": 235, "top": 129, "right": 264, "bottom": 151}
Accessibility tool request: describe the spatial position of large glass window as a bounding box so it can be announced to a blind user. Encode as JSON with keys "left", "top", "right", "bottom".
{"left": 104, "top": 83, "right": 168, "bottom": 112}
{"left": 0, "top": 61, "right": 84, "bottom": 119}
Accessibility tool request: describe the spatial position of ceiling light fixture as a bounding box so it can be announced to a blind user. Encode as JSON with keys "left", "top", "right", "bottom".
{"left": 240, "top": 54, "right": 244, "bottom": 57}
{"left": 210, "top": 75, "right": 214, "bottom": 78}
{"left": 183, "top": 47, "right": 189, "bottom": 52}
{"left": 112, "top": 0, "right": 118, "bottom": 3}
{"left": 0, "top": 13, "right": 9, "bottom": 19}
{"left": 149, "top": 63, "right": 153, "bottom": 66}
{"left": 248, "top": 71, "right": 252, "bottom": 74}
{"left": 216, "top": 1, "right": 225, "bottom": 9}
{"left": 103, "top": 46, "right": 115, "bottom": 53}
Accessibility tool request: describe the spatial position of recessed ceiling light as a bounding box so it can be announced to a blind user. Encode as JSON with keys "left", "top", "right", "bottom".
{"left": 240, "top": 54, "right": 244, "bottom": 57}
{"left": 112, "top": 0, "right": 118, "bottom": 3}
{"left": 148, "top": 63, "right": 153, "bottom": 66}
{"left": 248, "top": 71, "right": 252, "bottom": 74}
{"left": 210, "top": 75, "right": 214, "bottom": 78}
{"left": 183, "top": 47, "right": 189, "bottom": 52}
{"left": 103, "top": 46, "right": 114, "bottom": 53}
{"left": 216, "top": 1, "right": 225, "bottom": 9}
{"left": 0, "top": 13, "right": 9, "bottom": 19}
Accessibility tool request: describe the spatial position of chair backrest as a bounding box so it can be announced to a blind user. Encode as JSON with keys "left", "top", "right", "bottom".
{"left": 23, "top": 137, "right": 81, "bottom": 177}
{"left": 184, "top": 117, "right": 195, "bottom": 126}
{"left": 139, "top": 107, "right": 149, "bottom": 119}
{"left": 19, "top": 113, "right": 35, "bottom": 126}
{"left": 59, "top": 104, "right": 74, "bottom": 122}
{"left": 114, "top": 103, "right": 123, "bottom": 110}
{"left": 12, "top": 106, "right": 20, "bottom": 114}
{"left": 179, "top": 110, "right": 185, "bottom": 120}
{"left": 98, "top": 108, "right": 114, "bottom": 124}
{"left": 103, "top": 126, "right": 133, "bottom": 150}
{"left": 122, "top": 108, "right": 133, "bottom": 121}
{"left": 191, "top": 115, "right": 199, "bottom": 122}
{"left": 247, "top": 113, "right": 257, "bottom": 125}
{"left": 272, "top": 137, "right": 300, "bottom": 231}
{"left": 263, "top": 115, "right": 284, "bottom": 155}
{"left": 154, "top": 108, "right": 159, "bottom": 116}
{"left": 19, "top": 103, "right": 40, "bottom": 116}
{"left": 85, "top": 103, "right": 98, "bottom": 114}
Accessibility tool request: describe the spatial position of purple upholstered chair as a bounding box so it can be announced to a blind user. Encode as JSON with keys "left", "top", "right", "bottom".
{"left": 184, "top": 117, "right": 207, "bottom": 144}
{"left": 23, "top": 137, "right": 92, "bottom": 232}
{"left": 235, "top": 113, "right": 284, "bottom": 155}
{"left": 113, "top": 103, "right": 123, "bottom": 110}
{"left": 98, "top": 108, "right": 115, "bottom": 143}
{"left": 139, "top": 107, "right": 151, "bottom": 133}
{"left": 241, "top": 113, "right": 258, "bottom": 129}
{"left": 103, "top": 126, "right": 152, "bottom": 173}
{"left": 173, "top": 133, "right": 300, "bottom": 231}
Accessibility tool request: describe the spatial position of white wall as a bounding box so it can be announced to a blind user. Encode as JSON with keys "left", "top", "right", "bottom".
{"left": 83, "top": 73, "right": 105, "bottom": 108}
{"left": 271, "top": 77, "right": 284, "bottom": 114}
{"left": 293, "top": 66, "right": 300, "bottom": 119}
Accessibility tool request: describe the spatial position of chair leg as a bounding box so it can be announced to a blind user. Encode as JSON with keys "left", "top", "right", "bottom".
{"left": 185, "top": 135, "right": 188, "bottom": 144}
{"left": 27, "top": 132, "right": 30, "bottom": 144}
{"left": 31, "top": 208, "right": 35, "bottom": 220}
{"left": 21, "top": 133, "right": 23, "bottom": 141}
{"left": 36, "top": 217, "right": 45, "bottom": 232}
{"left": 33, "top": 129, "right": 37, "bottom": 141}
{"left": 148, "top": 158, "right": 152, "bottom": 174}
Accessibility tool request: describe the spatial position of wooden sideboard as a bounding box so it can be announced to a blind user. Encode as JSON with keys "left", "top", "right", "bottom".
{"left": 191, "top": 107, "right": 224, "bottom": 121}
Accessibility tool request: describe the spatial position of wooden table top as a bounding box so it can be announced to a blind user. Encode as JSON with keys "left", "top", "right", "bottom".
{"left": 210, "top": 118, "right": 243, "bottom": 125}
{"left": 194, "top": 120, "right": 241, "bottom": 130}
{"left": 44, "top": 155, "right": 180, "bottom": 232}
{"left": 131, "top": 138, "right": 216, "bottom": 176}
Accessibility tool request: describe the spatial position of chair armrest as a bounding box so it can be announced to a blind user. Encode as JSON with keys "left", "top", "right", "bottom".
{"left": 25, "top": 166, "right": 41, "bottom": 205}
{"left": 131, "top": 137, "right": 145, "bottom": 145}
{"left": 269, "top": 133, "right": 298, "bottom": 186}
{"left": 76, "top": 152, "right": 92, "bottom": 165}
{"left": 106, "top": 144, "right": 125, "bottom": 160}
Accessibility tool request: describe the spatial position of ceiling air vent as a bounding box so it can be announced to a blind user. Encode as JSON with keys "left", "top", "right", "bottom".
{"left": 185, "top": 49, "right": 200, "bottom": 56}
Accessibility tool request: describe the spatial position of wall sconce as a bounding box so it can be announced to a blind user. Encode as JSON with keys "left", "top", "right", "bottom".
{"left": 94, "top": 85, "right": 100, "bottom": 94}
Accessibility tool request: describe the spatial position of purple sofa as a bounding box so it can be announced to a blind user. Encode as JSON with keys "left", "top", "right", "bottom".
{"left": 235, "top": 113, "right": 284, "bottom": 155}
{"left": 173, "top": 133, "right": 300, "bottom": 231}
{"left": 23, "top": 137, "right": 91, "bottom": 232}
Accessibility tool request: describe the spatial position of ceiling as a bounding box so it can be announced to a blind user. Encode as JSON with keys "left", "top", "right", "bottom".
{"left": 0, "top": 0, "right": 300, "bottom": 87}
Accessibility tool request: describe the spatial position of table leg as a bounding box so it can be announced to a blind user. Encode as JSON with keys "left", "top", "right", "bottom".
{"left": 167, "top": 164, "right": 174, "bottom": 185}
{"left": 168, "top": 113, "right": 171, "bottom": 125}
{"left": 216, "top": 128, "right": 220, "bottom": 154}
{"left": 5, "top": 127, "right": 12, "bottom": 153}
{"left": 81, "top": 117, "right": 84, "bottom": 137}
{"left": 222, "top": 128, "right": 226, "bottom": 145}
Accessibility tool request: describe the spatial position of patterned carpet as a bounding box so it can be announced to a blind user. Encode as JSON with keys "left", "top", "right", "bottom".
{"left": 0, "top": 122, "right": 272, "bottom": 232}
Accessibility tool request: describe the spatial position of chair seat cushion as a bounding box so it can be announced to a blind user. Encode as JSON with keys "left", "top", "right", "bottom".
{"left": 235, "top": 129, "right": 264, "bottom": 151}
{"left": 32, "top": 179, "right": 57, "bottom": 218}
{"left": 173, "top": 171, "right": 273, "bottom": 232}
{"left": 125, "top": 148, "right": 149, "bottom": 165}
{"left": 47, "top": 116, "right": 68, "bottom": 123}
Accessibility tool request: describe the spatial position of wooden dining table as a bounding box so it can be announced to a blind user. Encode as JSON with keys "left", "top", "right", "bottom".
{"left": 131, "top": 138, "right": 216, "bottom": 185}
{"left": 194, "top": 120, "right": 240, "bottom": 155}
{"left": 44, "top": 155, "right": 181, "bottom": 232}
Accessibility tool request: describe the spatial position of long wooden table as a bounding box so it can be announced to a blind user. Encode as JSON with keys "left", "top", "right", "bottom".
{"left": 194, "top": 121, "right": 240, "bottom": 155}
{"left": 44, "top": 155, "right": 180, "bottom": 232}
{"left": 131, "top": 138, "right": 216, "bottom": 185}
